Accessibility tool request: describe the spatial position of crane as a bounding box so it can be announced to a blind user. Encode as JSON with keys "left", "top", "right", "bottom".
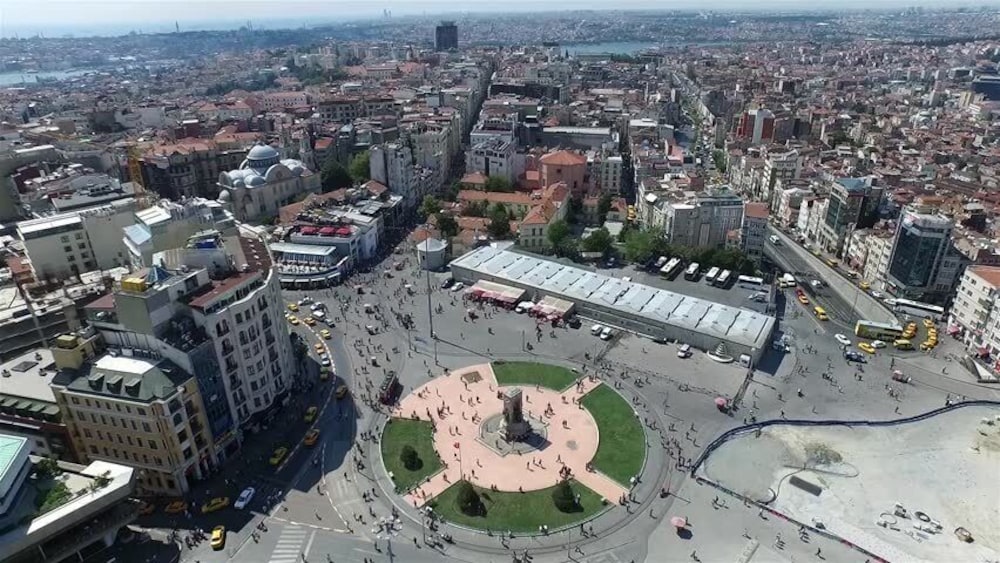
{"left": 126, "top": 144, "right": 154, "bottom": 210}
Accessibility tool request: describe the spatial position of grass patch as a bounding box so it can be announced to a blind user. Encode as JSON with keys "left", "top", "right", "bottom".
{"left": 35, "top": 481, "right": 73, "bottom": 514}
{"left": 492, "top": 361, "right": 577, "bottom": 391}
{"left": 430, "top": 480, "right": 604, "bottom": 533}
{"left": 380, "top": 418, "right": 441, "bottom": 492}
{"left": 580, "top": 384, "right": 645, "bottom": 486}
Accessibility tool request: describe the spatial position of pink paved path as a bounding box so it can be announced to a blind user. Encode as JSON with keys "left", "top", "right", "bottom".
{"left": 390, "top": 363, "right": 629, "bottom": 507}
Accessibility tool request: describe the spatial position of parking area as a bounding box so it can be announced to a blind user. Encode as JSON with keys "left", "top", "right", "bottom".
{"left": 596, "top": 262, "right": 771, "bottom": 314}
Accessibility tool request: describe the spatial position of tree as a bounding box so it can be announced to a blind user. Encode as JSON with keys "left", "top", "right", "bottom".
{"left": 456, "top": 481, "right": 483, "bottom": 516}
{"left": 566, "top": 197, "right": 583, "bottom": 224}
{"left": 483, "top": 176, "right": 514, "bottom": 193}
{"left": 419, "top": 195, "right": 441, "bottom": 219}
{"left": 547, "top": 219, "right": 571, "bottom": 248}
{"left": 35, "top": 457, "right": 62, "bottom": 479}
{"left": 581, "top": 227, "right": 613, "bottom": 255}
{"left": 348, "top": 151, "right": 370, "bottom": 183}
{"left": 320, "top": 157, "right": 352, "bottom": 193}
{"left": 437, "top": 214, "right": 459, "bottom": 238}
{"left": 400, "top": 445, "right": 420, "bottom": 470}
{"left": 551, "top": 480, "right": 579, "bottom": 513}
{"left": 713, "top": 149, "right": 728, "bottom": 173}
{"left": 623, "top": 229, "right": 661, "bottom": 264}
{"left": 597, "top": 194, "right": 614, "bottom": 224}
{"left": 487, "top": 203, "right": 511, "bottom": 238}
{"left": 464, "top": 200, "right": 488, "bottom": 217}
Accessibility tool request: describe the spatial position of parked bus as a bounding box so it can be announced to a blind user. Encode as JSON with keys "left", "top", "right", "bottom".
{"left": 813, "top": 306, "right": 829, "bottom": 321}
{"left": 684, "top": 263, "right": 700, "bottom": 281}
{"left": 892, "top": 298, "right": 945, "bottom": 322}
{"left": 705, "top": 267, "right": 720, "bottom": 284}
{"left": 660, "top": 257, "right": 682, "bottom": 279}
{"left": 855, "top": 320, "right": 904, "bottom": 340}
{"left": 737, "top": 275, "right": 765, "bottom": 288}
{"left": 715, "top": 269, "right": 732, "bottom": 287}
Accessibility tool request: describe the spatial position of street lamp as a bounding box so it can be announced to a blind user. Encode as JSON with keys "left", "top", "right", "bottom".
{"left": 421, "top": 252, "right": 438, "bottom": 364}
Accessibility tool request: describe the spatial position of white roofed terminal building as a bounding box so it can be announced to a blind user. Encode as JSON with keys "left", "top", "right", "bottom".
{"left": 450, "top": 247, "right": 775, "bottom": 363}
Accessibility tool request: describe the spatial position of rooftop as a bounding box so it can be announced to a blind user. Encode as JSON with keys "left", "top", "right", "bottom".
{"left": 54, "top": 354, "right": 190, "bottom": 403}
{"left": 0, "top": 435, "right": 28, "bottom": 490}
{"left": 0, "top": 348, "right": 58, "bottom": 403}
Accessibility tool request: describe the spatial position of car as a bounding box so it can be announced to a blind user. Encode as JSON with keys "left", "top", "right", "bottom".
{"left": 677, "top": 343, "right": 692, "bottom": 358}
{"left": 304, "top": 429, "right": 320, "bottom": 446}
{"left": 859, "top": 281, "right": 870, "bottom": 290}
{"left": 920, "top": 340, "right": 938, "bottom": 351}
{"left": 870, "top": 291, "right": 884, "bottom": 299}
{"left": 138, "top": 501, "right": 156, "bottom": 515}
{"left": 303, "top": 317, "right": 316, "bottom": 326}
{"left": 304, "top": 406, "right": 318, "bottom": 422}
{"left": 567, "top": 317, "right": 582, "bottom": 329}
{"left": 311, "top": 303, "right": 325, "bottom": 312}
{"left": 797, "top": 294, "right": 810, "bottom": 305}
{"left": 287, "top": 303, "right": 299, "bottom": 312}
{"left": 269, "top": 447, "right": 288, "bottom": 466}
{"left": 440, "top": 278, "right": 455, "bottom": 289}
{"left": 834, "top": 334, "right": 851, "bottom": 347}
{"left": 320, "top": 329, "right": 331, "bottom": 340}
{"left": 923, "top": 318, "right": 936, "bottom": 329}
{"left": 234, "top": 487, "right": 255, "bottom": 510}
{"left": 298, "top": 297, "right": 313, "bottom": 306}
{"left": 858, "top": 342, "right": 877, "bottom": 354}
{"left": 653, "top": 336, "right": 668, "bottom": 344}
{"left": 288, "top": 316, "right": 300, "bottom": 325}
{"left": 590, "top": 324, "right": 603, "bottom": 336}
{"left": 314, "top": 343, "right": 325, "bottom": 353}
{"left": 893, "top": 339, "right": 914, "bottom": 350}
{"left": 164, "top": 500, "right": 187, "bottom": 514}
{"left": 335, "top": 385, "right": 349, "bottom": 400}
{"left": 320, "top": 356, "right": 331, "bottom": 367}
{"left": 320, "top": 369, "right": 331, "bottom": 382}
{"left": 599, "top": 327, "right": 613, "bottom": 340}
{"left": 201, "top": 497, "right": 230, "bottom": 514}
{"left": 871, "top": 340, "right": 887, "bottom": 349}
{"left": 210, "top": 526, "right": 226, "bottom": 550}
{"left": 843, "top": 350, "right": 866, "bottom": 363}
{"left": 450, "top": 282, "right": 464, "bottom": 292}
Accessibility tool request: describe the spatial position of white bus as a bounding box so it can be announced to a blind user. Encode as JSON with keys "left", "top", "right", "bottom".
{"left": 660, "top": 257, "right": 683, "bottom": 279}
{"left": 737, "top": 275, "right": 765, "bottom": 288}
{"left": 705, "top": 267, "right": 720, "bottom": 284}
{"left": 684, "top": 262, "right": 700, "bottom": 281}
{"left": 715, "top": 269, "right": 732, "bottom": 287}
{"left": 892, "top": 298, "right": 945, "bottom": 321}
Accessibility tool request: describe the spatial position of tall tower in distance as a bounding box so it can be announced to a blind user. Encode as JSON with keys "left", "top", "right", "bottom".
{"left": 435, "top": 20, "right": 458, "bottom": 51}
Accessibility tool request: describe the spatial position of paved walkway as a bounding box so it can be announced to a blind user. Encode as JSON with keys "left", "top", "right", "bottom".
{"left": 390, "top": 363, "right": 629, "bottom": 507}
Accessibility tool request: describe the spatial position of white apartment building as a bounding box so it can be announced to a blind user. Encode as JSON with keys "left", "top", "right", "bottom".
{"left": 217, "top": 144, "right": 321, "bottom": 222}
{"left": 598, "top": 155, "right": 623, "bottom": 196}
{"left": 763, "top": 150, "right": 801, "bottom": 211}
{"left": 124, "top": 198, "right": 236, "bottom": 268}
{"left": 369, "top": 142, "right": 437, "bottom": 210}
{"left": 258, "top": 91, "right": 310, "bottom": 111}
{"left": 17, "top": 200, "right": 136, "bottom": 281}
{"left": 466, "top": 138, "right": 517, "bottom": 183}
{"left": 950, "top": 266, "right": 1000, "bottom": 356}
{"left": 775, "top": 186, "right": 810, "bottom": 229}
{"left": 665, "top": 190, "right": 745, "bottom": 249}
{"left": 741, "top": 202, "right": 769, "bottom": 264}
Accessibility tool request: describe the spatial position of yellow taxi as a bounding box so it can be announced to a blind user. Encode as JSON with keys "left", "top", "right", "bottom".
{"left": 335, "top": 384, "right": 349, "bottom": 400}
{"left": 304, "top": 429, "right": 320, "bottom": 446}
{"left": 858, "top": 342, "right": 877, "bottom": 354}
{"left": 797, "top": 294, "right": 809, "bottom": 305}
{"left": 893, "top": 339, "right": 914, "bottom": 350}
{"left": 287, "top": 303, "right": 299, "bottom": 312}
{"left": 922, "top": 318, "right": 935, "bottom": 329}
{"left": 920, "top": 340, "right": 938, "bottom": 351}
{"left": 210, "top": 525, "right": 226, "bottom": 550}
{"left": 304, "top": 406, "right": 318, "bottom": 422}
{"left": 859, "top": 280, "right": 870, "bottom": 290}
{"left": 288, "top": 316, "right": 300, "bottom": 326}
{"left": 314, "top": 343, "right": 325, "bottom": 353}
{"left": 269, "top": 447, "right": 288, "bottom": 466}
{"left": 303, "top": 317, "right": 316, "bottom": 326}
{"left": 201, "top": 497, "right": 229, "bottom": 514}
{"left": 164, "top": 500, "right": 187, "bottom": 514}
{"left": 319, "top": 329, "right": 331, "bottom": 340}
{"left": 138, "top": 501, "right": 156, "bottom": 515}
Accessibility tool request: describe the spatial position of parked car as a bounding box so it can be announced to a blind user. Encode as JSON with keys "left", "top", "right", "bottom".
{"left": 450, "top": 282, "right": 464, "bottom": 292}
{"left": 677, "top": 343, "right": 692, "bottom": 358}
{"left": 269, "top": 447, "right": 288, "bottom": 466}
{"left": 304, "top": 429, "right": 320, "bottom": 447}
{"left": 304, "top": 406, "right": 318, "bottom": 422}
{"left": 210, "top": 526, "right": 226, "bottom": 550}
{"left": 600, "top": 327, "right": 613, "bottom": 340}
{"left": 871, "top": 340, "right": 887, "bottom": 349}
{"left": 234, "top": 487, "right": 255, "bottom": 510}
{"left": 440, "top": 278, "right": 455, "bottom": 289}
{"left": 835, "top": 334, "right": 851, "bottom": 347}
{"left": 201, "top": 497, "right": 230, "bottom": 514}
{"left": 590, "top": 324, "right": 604, "bottom": 336}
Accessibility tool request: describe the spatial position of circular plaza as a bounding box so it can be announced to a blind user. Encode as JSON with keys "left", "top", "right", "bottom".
{"left": 379, "top": 361, "right": 647, "bottom": 533}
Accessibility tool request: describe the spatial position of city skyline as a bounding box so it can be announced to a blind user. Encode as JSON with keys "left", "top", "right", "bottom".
{"left": 2, "top": 0, "right": 999, "bottom": 38}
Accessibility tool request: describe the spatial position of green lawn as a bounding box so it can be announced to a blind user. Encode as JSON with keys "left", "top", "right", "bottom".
{"left": 580, "top": 384, "right": 646, "bottom": 486}
{"left": 380, "top": 418, "right": 442, "bottom": 492}
{"left": 429, "top": 480, "right": 605, "bottom": 533}
{"left": 492, "top": 361, "right": 578, "bottom": 391}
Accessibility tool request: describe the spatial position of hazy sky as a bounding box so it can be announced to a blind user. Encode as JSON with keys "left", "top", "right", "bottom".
{"left": 0, "top": 0, "right": 996, "bottom": 37}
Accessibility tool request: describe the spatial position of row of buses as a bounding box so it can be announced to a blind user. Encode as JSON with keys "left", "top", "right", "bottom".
{"left": 653, "top": 256, "right": 738, "bottom": 288}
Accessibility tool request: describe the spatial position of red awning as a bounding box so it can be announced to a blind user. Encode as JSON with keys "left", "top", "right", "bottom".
{"left": 978, "top": 346, "right": 990, "bottom": 358}
{"left": 300, "top": 226, "right": 317, "bottom": 234}
{"left": 947, "top": 324, "right": 961, "bottom": 335}
{"left": 319, "top": 227, "right": 336, "bottom": 235}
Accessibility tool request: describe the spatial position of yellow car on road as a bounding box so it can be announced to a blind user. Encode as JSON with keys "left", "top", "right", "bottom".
{"left": 314, "top": 343, "right": 325, "bottom": 353}
{"left": 304, "top": 406, "right": 318, "bottom": 422}
{"left": 270, "top": 447, "right": 288, "bottom": 466}
{"left": 201, "top": 497, "right": 229, "bottom": 514}
{"left": 164, "top": 500, "right": 187, "bottom": 514}
{"left": 211, "top": 526, "right": 226, "bottom": 550}
{"left": 287, "top": 303, "right": 299, "bottom": 312}
{"left": 858, "top": 342, "right": 877, "bottom": 354}
{"left": 797, "top": 294, "right": 809, "bottom": 305}
{"left": 303, "top": 317, "right": 316, "bottom": 326}
{"left": 304, "top": 429, "right": 320, "bottom": 446}
{"left": 859, "top": 281, "right": 870, "bottom": 290}
{"left": 138, "top": 501, "right": 156, "bottom": 515}
{"left": 335, "top": 385, "right": 349, "bottom": 400}
{"left": 288, "top": 316, "right": 299, "bottom": 326}
{"left": 320, "top": 329, "right": 331, "bottom": 340}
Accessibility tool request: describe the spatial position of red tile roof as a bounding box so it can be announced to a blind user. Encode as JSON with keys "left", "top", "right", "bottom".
{"left": 744, "top": 202, "right": 769, "bottom": 219}
{"left": 540, "top": 150, "right": 587, "bottom": 166}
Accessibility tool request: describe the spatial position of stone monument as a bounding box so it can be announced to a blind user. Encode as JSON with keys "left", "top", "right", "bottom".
{"left": 500, "top": 387, "right": 531, "bottom": 441}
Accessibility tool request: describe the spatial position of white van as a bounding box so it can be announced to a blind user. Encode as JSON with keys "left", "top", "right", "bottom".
{"left": 515, "top": 301, "right": 534, "bottom": 314}
{"left": 600, "top": 327, "right": 613, "bottom": 340}
{"left": 312, "top": 310, "right": 326, "bottom": 320}
{"left": 590, "top": 324, "right": 604, "bottom": 336}
{"left": 769, "top": 235, "right": 780, "bottom": 245}
{"left": 677, "top": 343, "right": 692, "bottom": 358}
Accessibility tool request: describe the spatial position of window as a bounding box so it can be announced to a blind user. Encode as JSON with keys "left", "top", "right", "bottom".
{"left": 61, "top": 235, "right": 70, "bottom": 243}
{"left": 63, "top": 246, "right": 73, "bottom": 253}
{"left": 142, "top": 422, "right": 151, "bottom": 432}
{"left": 137, "top": 408, "right": 146, "bottom": 415}
{"left": 75, "top": 233, "right": 83, "bottom": 240}
{"left": 68, "top": 255, "right": 76, "bottom": 262}
{"left": 71, "top": 396, "right": 79, "bottom": 405}
{"left": 148, "top": 440, "right": 158, "bottom": 450}
{"left": 89, "top": 445, "right": 98, "bottom": 454}
{"left": 84, "top": 428, "right": 92, "bottom": 438}
{"left": 127, "top": 436, "right": 133, "bottom": 445}
{"left": 77, "top": 243, "right": 87, "bottom": 250}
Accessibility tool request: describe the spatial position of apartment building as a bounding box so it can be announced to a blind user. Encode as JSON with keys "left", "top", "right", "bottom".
{"left": 51, "top": 351, "right": 215, "bottom": 496}
{"left": 83, "top": 232, "right": 294, "bottom": 458}
{"left": 762, "top": 150, "right": 801, "bottom": 211}
{"left": 665, "top": 190, "right": 745, "bottom": 249}
{"left": 466, "top": 138, "right": 517, "bottom": 183}
{"left": 141, "top": 139, "right": 249, "bottom": 201}
{"left": 0, "top": 347, "right": 80, "bottom": 461}
{"left": 123, "top": 198, "right": 236, "bottom": 269}
{"left": 741, "top": 202, "right": 769, "bottom": 264}
{"left": 370, "top": 142, "right": 437, "bottom": 210}
{"left": 949, "top": 266, "right": 1000, "bottom": 356}
{"left": 597, "top": 155, "right": 623, "bottom": 196}
{"left": 885, "top": 208, "right": 967, "bottom": 303}
{"left": 258, "top": 91, "right": 310, "bottom": 112}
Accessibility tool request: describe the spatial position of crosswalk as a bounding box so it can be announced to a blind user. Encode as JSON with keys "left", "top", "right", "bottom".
{"left": 269, "top": 524, "right": 308, "bottom": 563}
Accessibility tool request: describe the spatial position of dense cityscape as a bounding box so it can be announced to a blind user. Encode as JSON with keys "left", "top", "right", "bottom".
{"left": 1, "top": 6, "right": 999, "bottom": 563}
